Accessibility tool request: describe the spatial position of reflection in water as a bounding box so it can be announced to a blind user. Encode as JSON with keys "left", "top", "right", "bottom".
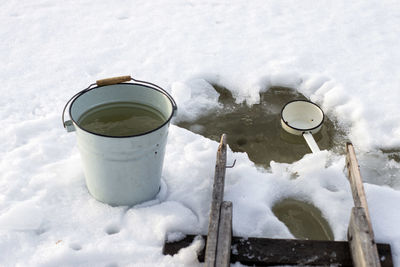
{"left": 177, "top": 85, "right": 346, "bottom": 167}
{"left": 272, "top": 198, "right": 334, "bottom": 241}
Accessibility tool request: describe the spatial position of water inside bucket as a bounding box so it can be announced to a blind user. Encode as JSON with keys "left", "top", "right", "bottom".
{"left": 78, "top": 102, "right": 166, "bottom": 136}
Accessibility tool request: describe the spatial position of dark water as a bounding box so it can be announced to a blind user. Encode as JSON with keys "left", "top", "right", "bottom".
{"left": 177, "top": 85, "right": 346, "bottom": 167}
{"left": 272, "top": 198, "right": 334, "bottom": 241}
{"left": 177, "top": 85, "right": 340, "bottom": 240}
{"left": 78, "top": 102, "right": 165, "bottom": 137}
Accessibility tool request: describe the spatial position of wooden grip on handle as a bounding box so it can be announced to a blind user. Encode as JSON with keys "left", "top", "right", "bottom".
{"left": 96, "top": 75, "right": 132, "bottom": 86}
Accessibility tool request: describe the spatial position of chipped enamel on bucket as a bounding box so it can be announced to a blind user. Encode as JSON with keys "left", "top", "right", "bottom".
{"left": 62, "top": 76, "right": 177, "bottom": 206}
{"left": 281, "top": 100, "right": 324, "bottom": 153}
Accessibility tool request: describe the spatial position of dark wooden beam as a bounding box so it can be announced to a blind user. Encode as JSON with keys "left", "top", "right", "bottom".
{"left": 163, "top": 235, "right": 393, "bottom": 267}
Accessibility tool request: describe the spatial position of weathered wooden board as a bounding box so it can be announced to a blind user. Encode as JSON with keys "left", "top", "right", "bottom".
{"left": 215, "top": 201, "right": 232, "bottom": 267}
{"left": 346, "top": 143, "right": 373, "bottom": 227}
{"left": 163, "top": 235, "right": 393, "bottom": 267}
{"left": 346, "top": 143, "right": 381, "bottom": 267}
{"left": 204, "top": 134, "right": 228, "bottom": 267}
{"left": 348, "top": 207, "right": 381, "bottom": 267}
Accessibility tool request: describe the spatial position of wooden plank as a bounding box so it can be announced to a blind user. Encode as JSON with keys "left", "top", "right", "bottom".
{"left": 204, "top": 134, "right": 227, "bottom": 267}
{"left": 346, "top": 142, "right": 373, "bottom": 228}
{"left": 216, "top": 201, "right": 232, "bottom": 267}
{"left": 163, "top": 235, "right": 393, "bottom": 267}
{"left": 346, "top": 143, "right": 381, "bottom": 267}
{"left": 348, "top": 207, "right": 381, "bottom": 267}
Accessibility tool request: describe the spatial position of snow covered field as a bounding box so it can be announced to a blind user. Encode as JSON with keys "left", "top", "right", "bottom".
{"left": 1, "top": 0, "right": 400, "bottom": 266}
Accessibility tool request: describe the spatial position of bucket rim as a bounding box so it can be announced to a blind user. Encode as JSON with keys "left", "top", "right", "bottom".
{"left": 69, "top": 82, "right": 176, "bottom": 138}
{"left": 280, "top": 99, "right": 325, "bottom": 133}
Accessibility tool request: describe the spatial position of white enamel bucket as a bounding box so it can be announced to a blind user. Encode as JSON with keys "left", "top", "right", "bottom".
{"left": 62, "top": 76, "right": 177, "bottom": 206}
{"left": 281, "top": 100, "right": 324, "bottom": 153}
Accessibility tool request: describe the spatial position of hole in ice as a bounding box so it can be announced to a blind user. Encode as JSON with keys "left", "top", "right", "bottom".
{"left": 272, "top": 198, "right": 334, "bottom": 241}
{"left": 105, "top": 224, "right": 121, "bottom": 235}
{"left": 177, "top": 85, "right": 346, "bottom": 167}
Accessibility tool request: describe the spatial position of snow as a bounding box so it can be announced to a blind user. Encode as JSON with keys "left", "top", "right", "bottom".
{"left": 1, "top": 0, "right": 400, "bottom": 266}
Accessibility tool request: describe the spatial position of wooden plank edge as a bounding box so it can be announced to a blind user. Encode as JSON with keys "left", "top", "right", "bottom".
{"left": 348, "top": 207, "right": 381, "bottom": 267}
{"left": 204, "top": 134, "right": 228, "bottom": 267}
{"left": 216, "top": 201, "right": 232, "bottom": 267}
{"left": 346, "top": 143, "right": 381, "bottom": 267}
{"left": 346, "top": 142, "right": 373, "bottom": 225}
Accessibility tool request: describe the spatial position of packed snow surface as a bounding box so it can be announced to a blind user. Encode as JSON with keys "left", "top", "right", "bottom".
{"left": 1, "top": 0, "right": 400, "bottom": 266}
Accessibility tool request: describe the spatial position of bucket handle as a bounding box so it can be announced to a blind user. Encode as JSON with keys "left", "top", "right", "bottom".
{"left": 62, "top": 76, "right": 178, "bottom": 132}
{"left": 62, "top": 82, "right": 96, "bottom": 132}
{"left": 96, "top": 76, "right": 132, "bottom": 86}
